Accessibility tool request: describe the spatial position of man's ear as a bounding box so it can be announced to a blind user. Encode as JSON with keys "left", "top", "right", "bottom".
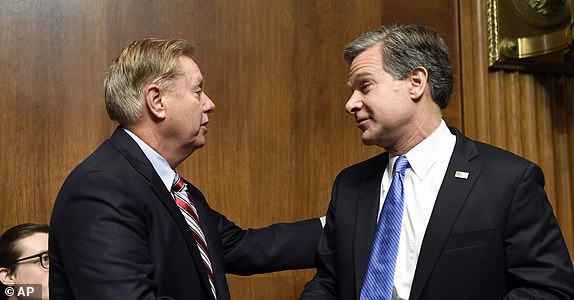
{"left": 409, "top": 67, "right": 428, "bottom": 101}
{"left": 144, "top": 84, "right": 166, "bottom": 120}
{"left": 0, "top": 267, "right": 15, "bottom": 286}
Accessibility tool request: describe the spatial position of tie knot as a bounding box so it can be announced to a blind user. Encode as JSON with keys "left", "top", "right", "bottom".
{"left": 172, "top": 173, "right": 186, "bottom": 193}
{"left": 393, "top": 155, "right": 409, "bottom": 175}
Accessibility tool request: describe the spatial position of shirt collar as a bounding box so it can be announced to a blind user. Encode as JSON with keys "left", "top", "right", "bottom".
{"left": 122, "top": 127, "right": 176, "bottom": 191}
{"left": 401, "top": 120, "right": 455, "bottom": 180}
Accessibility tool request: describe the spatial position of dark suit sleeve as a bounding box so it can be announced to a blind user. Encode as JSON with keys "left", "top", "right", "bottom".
{"left": 50, "top": 171, "right": 173, "bottom": 300}
{"left": 216, "top": 210, "right": 322, "bottom": 275}
{"left": 299, "top": 174, "right": 342, "bottom": 299}
{"left": 503, "top": 164, "right": 574, "bottom": 299}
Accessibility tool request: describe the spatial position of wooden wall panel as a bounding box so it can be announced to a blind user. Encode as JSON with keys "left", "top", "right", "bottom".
{"left": 0, "top": 0, "right": 115, "bottom": 227}
{"left": 460, "top": 0, "right": 574, "bottom": 259}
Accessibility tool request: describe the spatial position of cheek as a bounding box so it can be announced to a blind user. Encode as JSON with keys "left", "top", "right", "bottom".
{"left": 185, "top": 103, "right": 202, "bottom": 119}
{"left": 15, "top": 269, "right": 48, "bottom": 285}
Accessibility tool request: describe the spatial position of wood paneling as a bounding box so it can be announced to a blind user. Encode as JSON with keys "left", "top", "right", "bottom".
{"left": 459, "top": 0, "right": 574, "bottom": 259}
{"left": 0, "top": 0, "right": 116, "bottom": 227}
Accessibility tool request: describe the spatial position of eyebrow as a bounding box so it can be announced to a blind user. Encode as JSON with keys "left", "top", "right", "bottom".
{"left": 348, "top": 72, "right": 373, "bottom": 88}
{"left": 196, "top": 75, "right": 204, "bottom": 87}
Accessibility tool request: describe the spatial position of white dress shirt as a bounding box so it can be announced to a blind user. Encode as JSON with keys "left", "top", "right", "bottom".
{"left": 376, "top": 120, "right": 456, "bottom": 300}
{"left": 123, "top": 128, "right": 176, "bottom": 191}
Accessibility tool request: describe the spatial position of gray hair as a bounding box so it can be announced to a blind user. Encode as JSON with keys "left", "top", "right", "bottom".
{"left": 104, "top": 38, "right": 195, "bottom": 125}
{"left": 344, "top": 25, "right": 453, "bottom": 108}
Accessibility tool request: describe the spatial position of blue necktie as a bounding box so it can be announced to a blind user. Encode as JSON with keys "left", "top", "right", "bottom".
{"left": 361, "top": 155, "right": 409, "bottom": 300}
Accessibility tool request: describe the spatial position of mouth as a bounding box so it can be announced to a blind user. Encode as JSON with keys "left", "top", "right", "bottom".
{"left": 201, "top": 121, "right": 209, "bottom": 132}
{"left": 355, "top": 117, "right": 369, "bottom": 130}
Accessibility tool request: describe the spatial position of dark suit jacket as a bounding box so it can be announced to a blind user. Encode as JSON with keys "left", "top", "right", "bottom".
{"left": 50, "top": 128, "right": 322, "bottom": 300}
{"left": 301, "top": 127, "right": 574, "bottom": 300}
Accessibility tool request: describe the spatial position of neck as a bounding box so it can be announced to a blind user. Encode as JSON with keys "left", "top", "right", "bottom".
{"left": 125, "top": 123, "right": 187, "bottom": 169}
{"left": 386, "top": 114, "right": 442, "bottom": 156}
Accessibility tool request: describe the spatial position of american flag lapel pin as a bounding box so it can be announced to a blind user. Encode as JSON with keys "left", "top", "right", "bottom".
{"left": 454, "top": 171, "right": 469, "bottom": 179}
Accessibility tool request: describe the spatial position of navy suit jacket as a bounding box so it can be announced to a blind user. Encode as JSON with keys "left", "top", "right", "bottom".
{"left": 50, "top": 128, "right": 322, "bottom": 300}
{"left": 301, "top": 127, "right": 574, "bottom": 299}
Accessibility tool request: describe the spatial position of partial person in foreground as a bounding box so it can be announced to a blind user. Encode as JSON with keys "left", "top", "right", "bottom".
{"left": 0, "top": 223, "right": 50, "bottom": 300}
{"left": 301, "top": 24, "right": 574, "bottom": 300}
{"left": 50, "top": 38, "right": 322, "bottom": 300}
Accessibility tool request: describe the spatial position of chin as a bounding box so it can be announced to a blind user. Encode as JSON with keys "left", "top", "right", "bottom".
{"left": 185, "top": 139, "right": 206, "bottom": 156}
{"left": 361, "top": 134, "right": 377, "bottom": 146}
{"left": 193, "top": 141, "right": 206, "bottom": 150}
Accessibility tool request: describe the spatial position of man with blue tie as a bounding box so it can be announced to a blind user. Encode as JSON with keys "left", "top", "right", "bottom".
{"left": 300, "top": 24, "right": 574, "bottom": 299}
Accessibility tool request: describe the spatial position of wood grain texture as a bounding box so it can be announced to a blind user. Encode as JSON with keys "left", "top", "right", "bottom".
{"left": 459, "top": 0, "right": 574, "bottom": 260}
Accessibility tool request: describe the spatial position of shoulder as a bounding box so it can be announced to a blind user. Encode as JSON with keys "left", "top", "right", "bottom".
{"left": 454, "top": 130, "right": 542, "bottom": 180}
{"left": 469, "top": 137, "right": 534, "bottom": 167}
{"left": 64, "top": 140, "right": 131, "bottom": 184}
{"left": 65, "top": 128, "right": 154, "bottom": 185}
{"left": 56, "top": 136, "right": 153, "bottom": 208}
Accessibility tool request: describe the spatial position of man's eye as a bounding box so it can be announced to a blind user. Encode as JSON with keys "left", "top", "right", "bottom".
{"left": 360, "top": 83, "right": 371, "bottom": 93}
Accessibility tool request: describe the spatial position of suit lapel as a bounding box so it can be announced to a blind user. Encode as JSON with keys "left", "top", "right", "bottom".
{"left": 150, "top": 182, "right": 217, "bottom": 299}
{"left": 353, "top": 153, "right": 388, "bottom": 300}
{"left": 109, "top": 128, "right": 216, "bottom": 299}
{"left": 149, "top": 177, "right": 209, "bottom": 275}
{"left": 409, "top": 128, "right": 481, "bottom": 300}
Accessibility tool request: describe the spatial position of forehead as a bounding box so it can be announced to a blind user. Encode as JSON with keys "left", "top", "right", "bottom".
{"left": 348, "top": 45, "right": 385, "bottom": 82}
{"left": 177, "top": 55, "right": 203, "bottom": 85}
{"left": 17, "top": 232, "right": 48, "bottom": 256}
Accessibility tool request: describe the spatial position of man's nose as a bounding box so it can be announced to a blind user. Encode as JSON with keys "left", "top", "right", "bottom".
{"left": 203, "top": 93, "right": 215, "bottom": 113}
{"left": 345, "top": 90, "right": 362, "bottom": 114}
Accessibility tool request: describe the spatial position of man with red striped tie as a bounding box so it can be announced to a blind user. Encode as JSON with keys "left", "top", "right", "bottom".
{"left": 50, "top": 38, "right": 322, "bottom": 300}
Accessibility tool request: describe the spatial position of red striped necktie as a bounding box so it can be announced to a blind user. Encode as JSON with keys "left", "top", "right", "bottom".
{"left": 172, "top": 172, "right": 217, "bottom": 299}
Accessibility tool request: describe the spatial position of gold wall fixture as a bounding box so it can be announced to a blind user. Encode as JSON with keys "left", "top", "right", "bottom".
{"left": 487, "top": 0, "right": 574, "bottom": 73}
